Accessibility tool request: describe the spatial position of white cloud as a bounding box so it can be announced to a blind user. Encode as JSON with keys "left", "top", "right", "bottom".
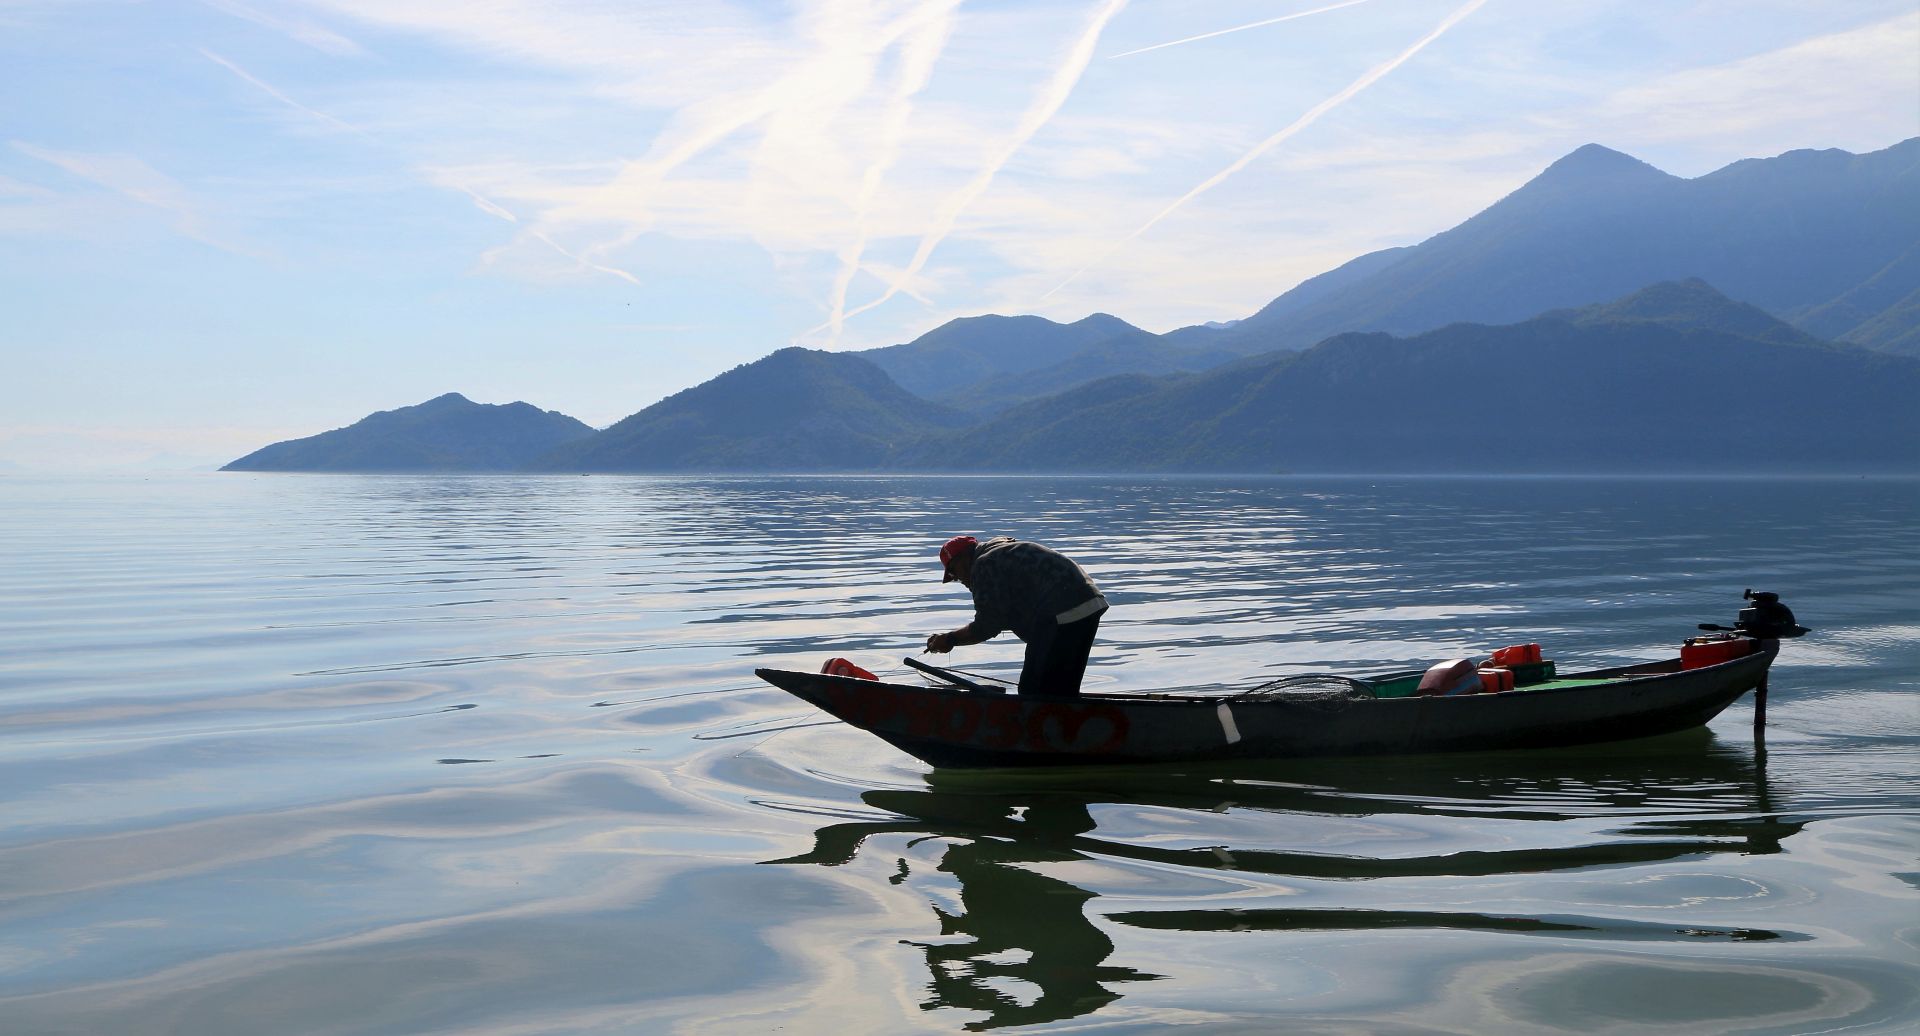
{"left": 335, "top": 0, "right": 1518, "bottom": 343}
{"left": 290, "top": 0, "right": 1153, "bottom": 341}
{"left": 0, "top": 173, "right": 53, "bottom": 197}
{"left": 8, "top": 142, "right": 263, "bottom": 257}
{"left": 297, "top": 0, "right": 785, "bottom": 107}
{"left": 200, "top": 44, "right": 647, "bottom": 285}
{"left": 204, "top": 0, "right": 364, "bottom": 56}
{"left": 820, "top": 0, "right": 1129, "bottom": 334}
{"left": 1045, "top": 0, "right": 1490, "bottom": 300}
{"left": 315, "top": 0, "right": 985, "bottom": 308}
{"left": 1580, "top": 10, "right": 1920, "bottom": 161}
{"left": 821, "top": 0, "right": 962, "bottom": 342}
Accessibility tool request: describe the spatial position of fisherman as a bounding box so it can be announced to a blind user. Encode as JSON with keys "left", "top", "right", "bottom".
{"left": 924, "top": 535, "right": 1108, "bottom": 698}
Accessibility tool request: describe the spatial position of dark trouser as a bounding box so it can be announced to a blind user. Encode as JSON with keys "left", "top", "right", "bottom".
{"left": 1018, "top": 610, "right": 1104, "bottom": 698}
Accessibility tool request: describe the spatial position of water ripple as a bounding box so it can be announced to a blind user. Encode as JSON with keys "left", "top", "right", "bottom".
{"left": 1, "top": 474, "right": 1916, "bottom": 1033}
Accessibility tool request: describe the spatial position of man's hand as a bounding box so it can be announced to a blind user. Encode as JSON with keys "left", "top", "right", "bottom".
{"left": 925, "top": 632, "right": 953, "bottom": 654}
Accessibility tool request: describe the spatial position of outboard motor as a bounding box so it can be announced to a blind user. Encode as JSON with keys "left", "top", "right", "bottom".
{"left": 1700, "top": 588, "right": 1810, "bottom": 639}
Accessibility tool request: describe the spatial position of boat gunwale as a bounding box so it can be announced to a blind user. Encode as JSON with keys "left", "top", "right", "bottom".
{"left": 753, "top": 645, "right": 1771, "bottom": 709}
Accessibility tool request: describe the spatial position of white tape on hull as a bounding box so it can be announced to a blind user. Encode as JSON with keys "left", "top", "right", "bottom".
{"left": 1216, "top": 703, "right": 1242, "bottom": 744}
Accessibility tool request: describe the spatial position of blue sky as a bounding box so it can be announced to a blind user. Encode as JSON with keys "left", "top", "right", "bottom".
{"left": 3, "top": 0, "right": 1916, "bottom": 470}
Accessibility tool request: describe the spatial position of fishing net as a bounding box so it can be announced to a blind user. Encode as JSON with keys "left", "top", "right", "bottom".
{"left": 1228, "top": 674, "right": 1377, "bottom": 710}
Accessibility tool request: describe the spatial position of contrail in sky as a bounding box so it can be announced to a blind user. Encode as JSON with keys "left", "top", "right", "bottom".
{"left": 200, "top": 48, "right": 642, "bottom": 288}
{"left": 13, "top": 141, "right": 264, "bottom": 258}
{"left": 823, "top": 0, "right": 960, "bottom": 343}
{"left": 200, "top": 48, "right": 361, "bottom": 136}
{"left": 813, "top": 0, "right": 1129, "bottom": 337}
{"left": 575, "top": 8, "right": 947, "bottom": 287}
{"left": 1044, "top": 0, "right": 1488, "bottom": 301}
{"left": 530, "top": 231, "right": 643, "bottom": 287}
{"left": 1107, "top": 0, "right": 1377, "bottom": 59}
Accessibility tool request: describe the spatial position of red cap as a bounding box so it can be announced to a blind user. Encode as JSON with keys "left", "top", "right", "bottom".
{"left": 939, "top": 535, "right": 977, "bottom": 582}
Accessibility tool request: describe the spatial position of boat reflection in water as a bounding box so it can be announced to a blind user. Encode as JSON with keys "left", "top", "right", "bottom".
{"left": 766, "top": 732, "right": 1803, "bottom": 1030}
{"left": 771, "top": 793, "right": 1162, "bottom": 1028}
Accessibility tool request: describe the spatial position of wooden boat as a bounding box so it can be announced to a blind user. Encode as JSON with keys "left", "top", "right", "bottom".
{"left": 753, "top": 641, "right": 1781, "bottom": 769}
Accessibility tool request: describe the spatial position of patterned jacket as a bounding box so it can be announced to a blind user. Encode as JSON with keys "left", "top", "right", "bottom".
{"left": 965, "top": 537, "right": 1106, "bottom": 642}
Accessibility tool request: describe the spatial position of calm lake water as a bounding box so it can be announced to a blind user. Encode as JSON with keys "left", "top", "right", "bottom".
{"left": 2, "top": 473, "right": 1917, "bottom": 1034}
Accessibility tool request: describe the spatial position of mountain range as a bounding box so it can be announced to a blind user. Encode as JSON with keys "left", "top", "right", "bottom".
{"left": 225, "top": 138, "right": 1920, "bottom": 475}
{"left": 1162, "top": 137, "right": 1920, "bottom": 358}
{"left": 895, "top": 280, "right": 1919, "bottom": 473}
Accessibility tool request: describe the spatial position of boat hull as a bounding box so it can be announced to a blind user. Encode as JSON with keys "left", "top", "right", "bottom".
{"left": 753, "top": 644, "right": 1776, "bottom": 769}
